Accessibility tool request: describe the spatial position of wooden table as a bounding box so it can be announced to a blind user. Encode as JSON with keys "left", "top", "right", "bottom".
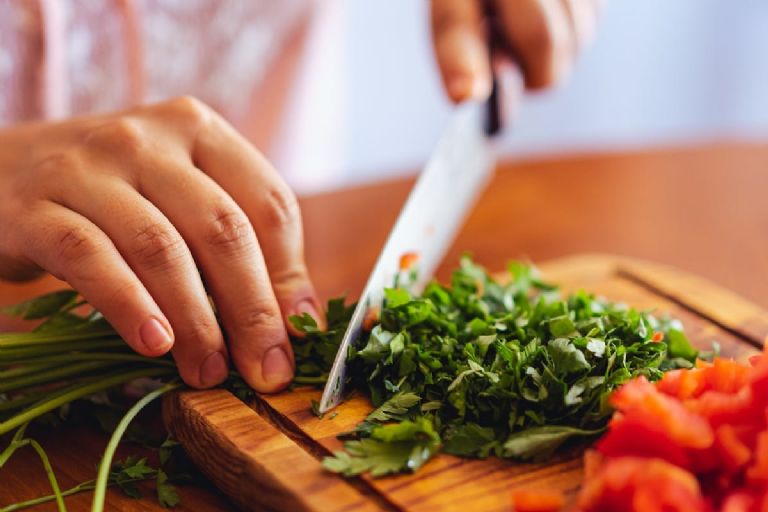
{"left": 2, "top": 142, "right": 767, "bottom": 510}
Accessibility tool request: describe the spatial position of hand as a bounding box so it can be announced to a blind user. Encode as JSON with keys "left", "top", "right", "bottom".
{"left": 431, "top": 0, "right": 602, "bottom": 103}
{"left": 0, "top": 97, "right": 325, "bottom": 392}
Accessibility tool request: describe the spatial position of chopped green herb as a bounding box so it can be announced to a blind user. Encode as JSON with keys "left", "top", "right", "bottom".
{"left": 310, "top": 399, "right": 324, "bottom": 419}
{"left": 305, "top": 258, "right": 698, "bottom": 477}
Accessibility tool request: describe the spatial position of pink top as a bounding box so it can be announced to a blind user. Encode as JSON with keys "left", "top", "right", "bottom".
{"left": 0, "top": 0, "right": 309, "bottom": 129}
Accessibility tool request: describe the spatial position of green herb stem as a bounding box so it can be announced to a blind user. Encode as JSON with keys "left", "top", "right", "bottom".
{"left": 0, "top": 361, "right": 124, "bottom": 394}
{"left": 0, "top": 367, "right": 175, "bottom": 435}
{"left": 0, "top": 362, "right": 62, "bottom": 380}
{"left": 0, "top": 424, "right": 66, "bottom": 512}
{"left": 0, "top": 480, "right": 95, "bottom": 512}
{"left": 91, "top": 380, "right": 180, "bottom": 512}
{"left": 293, "top": 375, "right": 328, "bottom": 385}
{"left": 2, "top": 352, "right": 175, "bottom": 370}
{"left": 0, "top": 330, "right": 118, "bottom": 347}
{"left": 0, "top": 340, "right": 125, "bottom": 363}
{"left": 0, "top": 392, "right": 49, "bottom": 413}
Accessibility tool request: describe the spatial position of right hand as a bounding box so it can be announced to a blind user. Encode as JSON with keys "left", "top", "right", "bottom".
{"left": 431, "top": 0, "right": 602, "bottom": 103}
{"left": 0, "top": 97, "right": 325, "bottom": 392}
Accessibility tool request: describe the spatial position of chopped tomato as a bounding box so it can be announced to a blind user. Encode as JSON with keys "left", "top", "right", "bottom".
{"left": 720, "top": 491, "right": 755, "bottom": 512}
{"left": 657, "top": 368, "right": 707, "bottom": 399}
{"left": 609, "top": 377, "right": 714, "bottom": 450}
{"left": 575, "top": 353, "right": 768, "bottom": 512}
{"left": 510, "top": 489, "right": 564, "bottom": 512}
{"left": 652, "top": 331, "right": 664, "bottom": 342}
{"left": 703, "top": 358, "right": 752, "bottom": 394}
{"left": 362, "top": 307, "right": 380, "bottom": 331}
{"left": 684, "top": 388, "right": 758, "bottom": 428}
{"left": 715, "top": 424, "right": 752, "bottom": 472}
{"left": 746, "top": 430, "right": 768, "bottom": 486}
{"left": 398, "top": 251, "right": 419, "bottom": 271}
{"left": 597, "top": 414, "right": 692, "bottom": 468}
{"left": 577, "top": 457, "right": 706, "bottom": 512}
{"left": 749, "top": 351, "right": 768, "bottom": 404}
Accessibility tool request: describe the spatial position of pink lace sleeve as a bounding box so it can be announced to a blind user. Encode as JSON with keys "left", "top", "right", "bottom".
{"left": 0, "top": 0, "right": 310, "bottom": 128}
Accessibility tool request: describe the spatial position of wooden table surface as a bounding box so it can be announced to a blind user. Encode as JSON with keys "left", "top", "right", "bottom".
{"left": 2, "top": 142, "right": 768, "bottom": 510}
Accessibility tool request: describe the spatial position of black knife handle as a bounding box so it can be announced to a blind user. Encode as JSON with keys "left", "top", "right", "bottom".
{"left": 483, "top": 1, "right": 513, "bottom": 137}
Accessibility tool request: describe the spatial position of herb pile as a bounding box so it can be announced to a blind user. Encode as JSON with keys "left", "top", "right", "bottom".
{"left": 291, "top": 258, "right": 700, "bottom": 477}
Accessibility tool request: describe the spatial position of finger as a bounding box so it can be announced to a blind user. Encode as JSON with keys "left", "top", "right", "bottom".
{"left": 19, "top": 202, "right": 174, "bottom": 358}
{"left": 560, "top": 0, "right": 601, "bottom": 51}
{"left": 137, "top": 156, "right": 294, "bottom": 393}
{"left": 50, "top": 175, "right": 228, "bottom": 389}
{"left": 181, "top": 99, "right": 324, "bottom": 334}
{"left": 431, "top": 0, "right": 492, "bottom": 102}
{"left": 493, "top": 0, "right": 576, "bottom": 89}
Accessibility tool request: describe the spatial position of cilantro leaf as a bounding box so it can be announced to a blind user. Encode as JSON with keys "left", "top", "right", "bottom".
{"left": 156, "top": 470, "right": 181, "bottom": 508}
{"left": 502, "top": 426, "right": 603, "bottom": 461}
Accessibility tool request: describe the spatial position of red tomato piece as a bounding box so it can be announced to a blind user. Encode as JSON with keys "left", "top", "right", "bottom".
{"left": 398, "top": 251, "right": 419, "bottom": 271}
{"left": 703, "top": 358, "right": 752, "bottom": 394}
{"left": 685, "top": 388, "right": 759, "bottom": 429}
{"left": 610, "top": 378, "right": 714, "bottom": 450}
{"left": 657, "top": 368, "right": 707, "bottom": 399}
{"left": 747, "top": 430, "right": 768, "bottom": 486}
{"left": 362, "top": 307, "right": 380, "bottom": 331}
{"left": 720, "top": 491, "right": 756, "bottom": 512}
{"left": 577, "top": 457, "right": 706, "bottom": 512}
{"left": 597, "top": 414, "right": 692, "bottom": 468}
{"left": 715, "top": 424, "right": 753, "bottom": 473}
{"left": 510, "top": 489, "right": 564, "bottom": 512}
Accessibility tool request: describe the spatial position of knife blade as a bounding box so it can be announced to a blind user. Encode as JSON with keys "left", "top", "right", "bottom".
{"left": 317, "top": 99, "right": 498, "bottom": 413}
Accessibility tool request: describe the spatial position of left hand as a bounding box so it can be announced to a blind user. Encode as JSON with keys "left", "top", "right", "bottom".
{"left": 430, "top": 0, "right": 602, "bottom": 103}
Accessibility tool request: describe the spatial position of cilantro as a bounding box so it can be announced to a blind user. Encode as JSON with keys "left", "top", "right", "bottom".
{"left": 365, "top": 392, "right": 421, "bottom": 423}
{"left": 156, "top": 470, "right": 181, "bottom": 508}
{"left": 310, "top": 399, "right": 324, "bottom": 419}
{"left": 323, "top": 417, "right": 440, "bottom": 477}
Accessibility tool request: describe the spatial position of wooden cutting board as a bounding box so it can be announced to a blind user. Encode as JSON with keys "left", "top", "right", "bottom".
{"left": 162, "top": 254, "right": 767, "bottom": 512}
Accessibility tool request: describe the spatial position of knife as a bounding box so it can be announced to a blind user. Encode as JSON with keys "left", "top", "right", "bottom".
{"left": 317, "top": 93, "right": 501, "bottom": 413}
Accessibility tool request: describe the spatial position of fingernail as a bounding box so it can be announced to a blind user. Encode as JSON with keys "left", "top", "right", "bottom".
{"left": 262, "top": 346, "right": 293, "bottom": 386}
{"left": 139, "top": 317, "right": 173, "bottom": 353}
{"left": 200, "top": 351, "right": 228, "bottom": 386}
{"left": 295, "top": 298, "right": 319, "bottom": 321}
{"left": 293, "top": 298, "right": 326, "bottom": 331}
{"left": 448, "top": 75, "right": 473, "bottom": 101}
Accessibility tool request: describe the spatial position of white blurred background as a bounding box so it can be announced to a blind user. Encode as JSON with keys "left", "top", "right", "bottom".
{"left": 269, "top": 0, "right": 768, "bottom": 195}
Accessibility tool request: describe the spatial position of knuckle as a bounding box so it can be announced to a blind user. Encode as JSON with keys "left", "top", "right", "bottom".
{"left": 130, "top": 223, "right": 187, "bottom": 270}
{"left": 203, "top": 207, "right": 255, "bottom": 253}
{"left": 184, "top": 315, "right": 222, "bottom": 345}
{"left": 165, "top": 95, "right": 212, "bottom": 126}
{"left": 32, "top": 151, "right": 84, "bottom": 184}
{"left": 262, "top": 186, "right": 301, "bottom": 230}
{"left": 82, "top": 118, "right": 146, "bottom": 156}
{"left": 271, "top": 266, "right": 310, "bottom": 293}
{"left": 56, "top": 224, "right": 100, "bottom": 265}
{"left": 236, "top": 300, "right": 283, "bottom": 333}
